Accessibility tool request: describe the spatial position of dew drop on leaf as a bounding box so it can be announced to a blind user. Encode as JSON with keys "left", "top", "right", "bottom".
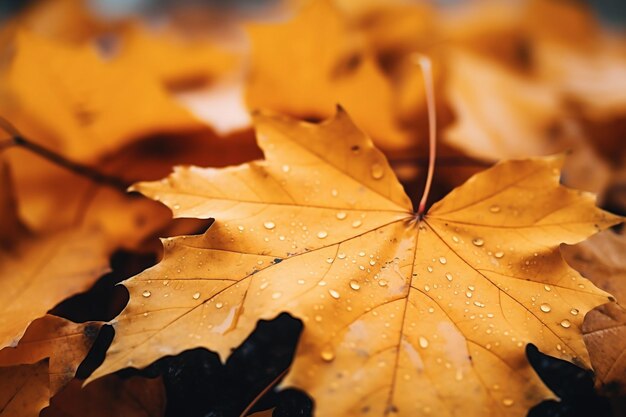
{"left": 560, "top": 319, "right": 571, "bottom": 328}
{"left": 419, "top": 336, "right": 429, "bottom": 348}
{"left": 142, "top": 290, "right": 151, "bottom": 298}
{"left": 264, "top": 221, "right": 276, "bottom": 230}
{"left": 472, "top": 238, "right": 484, "bottom": 247}
{"left": 540, "top": 303, "right": 551, "bottom": 313}
{"left": 349, "top": 280, "right": 361, "bottom": 290}
{"left": 336, "top": 212, "right": 347, "bottom": 220}
{"left": 370, "top": 163, "right": 384, "bottom": 179}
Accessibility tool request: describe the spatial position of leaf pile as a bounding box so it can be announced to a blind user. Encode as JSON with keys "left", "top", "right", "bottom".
{"left": 0, "top": 0, "right": 625, "bottom": 416}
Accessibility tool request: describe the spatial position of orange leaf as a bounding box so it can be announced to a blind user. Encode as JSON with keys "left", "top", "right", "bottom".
{"left": 91, "top": 110, "right": 621, "bottom": 416}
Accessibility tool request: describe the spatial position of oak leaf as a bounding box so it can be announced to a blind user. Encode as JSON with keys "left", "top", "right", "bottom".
{"left": 562, "top": 230, "right": 626, "bottom": 393}
{"left": 91, "top": 110, "right": 621, "bottom": 416}
{"left": 245, "top": 1, "right": 410, "bottom": 151}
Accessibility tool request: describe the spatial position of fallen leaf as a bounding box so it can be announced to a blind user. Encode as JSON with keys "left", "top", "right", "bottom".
{"left": 0, "top": 162, "right": 109, "bottom": 349}
{"left": 562, "top": 230, "right": 626, "bottom": 393}
{"left": 444, "top": 49, "right": 565, "bottom": 161}
{"left": 114, "top": 24, "right": 238, "bottom": 89}
{"left": 0, "top": 315, "right": 103, "bottom": 395}
{"left": 246, "top": 0, "right": 411, "bottom": 151}
{"left": 0, "top": 30, "right": 205, "bottom": 161}
{"left": 42, "top": 375, "right": 165, "bottom": 417}
{"left": 0, "top": 360, "right": 49, "bottom": 417}
{"left": 91, "top": 110, "right": 620, "bottom": 416}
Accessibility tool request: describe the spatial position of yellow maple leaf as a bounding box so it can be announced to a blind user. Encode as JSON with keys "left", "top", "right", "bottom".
{"left": 245, "top": 0, "right": 410, "bottom": 151}
{"left": 90, "top": 109, "right": 621, "bottom": 416}
{"left": 0, "top": 30, "right": 204, "bottom": 161}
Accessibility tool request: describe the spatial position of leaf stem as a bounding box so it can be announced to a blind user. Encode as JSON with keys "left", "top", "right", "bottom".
{"left": 0, "top": 116, "right": 129, "bottom": 191}
{"left": 414, "top": 54, "right": 437, "bottom": 217}
{"left": 239, "top": 367, "right": 289, "bottom": 417}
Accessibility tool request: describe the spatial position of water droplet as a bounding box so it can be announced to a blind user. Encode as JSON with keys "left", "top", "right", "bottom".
{"left": 331, "top": 189, "right": 339, "bottom": 197}
{"left": 560, "top": 319, "right": 571, "bottom": 328}
{"left": 489, "top": 205, "right": 501, "bottom": 213}
{"left": 570, "top": 308, "right": 579, "bottom": 316}
{"left": 540, "top": 303, "right": 551, "bottom": 313}
{"left": 282, "top": 165, "right": 290, "bottom": 173}
{"left": 272, "top": 291, "right": 282, "bottom": 300}
{"left": 297, "top": 279, "right": 305, "bottom": 285}
{"left": 329, "top": 289, "right": 341, "bottom": 299}
{"left": 445, "top": 273, "right": 453, "bottom": 281}
{"left": 502, "top": 398, "right": 514, "bottom": 407}
{"left": 452, "top": 236, "right": 460, "bottom": 243}
{"left": 370, "top": 163, "right": 384, "bottom": 180}
{"left": 358, "top": 251, "right": 366, "bottom": 257}
{"left": 439, "top": 257, "right": 447, "bottom": 265}
{"left": 216, "top": 301, "right": 224, "bottom": 309}
{"left": 349, "top": 280, "right": 361, "bottom": 290}
{"left": 337, "top": 253, "right": 346, "bottom": 259}
{"left": 427, "top": 266, "right": 433, "bottom": 273}
{"left": 336, "top": 212, "right": 347, "bottom": 220}
{"left": 237, "top": 225, "right": 244, "bottom": 231}
{"left": 495, "top": 251, "right": 504, "bottom": 258}
{"left": 192, "top": 292, "right": 201, "bottom": 300}
{"left": 378, "top": 279, "right": 388, "bottom": 287}
{"left": 369, "top": 260, "right": 376, "bottom": 266}
{"left": 173, "top": 204, "right": 181, "bottom": 210}
{"left": 472, "top": 238, "right": 484, "bottom": 247}
{"left": 465, "top": 291, "right": 473, "bottom": 298}
{"left": 142, "top": 290, "right": 151, "bottom": 298}
{"left": 419, "top": 336, "right": 429, "bottom": 348}
{"left": 352, "top": 220, "right": 362, "bottom": 228}
{"left": 263, "top": 221, "right": 276, "bottom": 230}
{"left": 320, "top": 346, "right": 335, "bottom": 362}
{"left": 317, "top": 231, "right": 328, "bottom": 239}
{"left": 326, "top": 257, "right": 334, "bottom": 264}
{"left": 544, "top": 285, "right": 552, "bottom": 292}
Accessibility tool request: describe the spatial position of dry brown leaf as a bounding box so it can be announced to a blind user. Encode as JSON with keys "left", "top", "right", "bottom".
{"left": 91, "top": 110, "right": 620, "bottom": 416}
{"left": 0, "top": 360, "right": 49, "bottom": 417}
{"left": 562, "top": 230, "right": 626, "bottom": 393}
{"left": 444, "top": 49, "right": 565, "bottom": 161}
{"left": 246, "top": 0, "right": 411, "bottom": 151}
{"left": 42, "top": 375, "right": 165, "bottom": 417}
{"left": 0, "top": 315, "right": 103, "bottom": 395}
{"left": 0, "top": 30, "right": 204, "bottom": 162}
{"left": 0, "top": 163, "right": 109, "bottom": 349}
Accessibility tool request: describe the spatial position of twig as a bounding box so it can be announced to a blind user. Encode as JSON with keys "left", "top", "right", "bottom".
{"left": 0, "top": 116, "right": 129, "bottom": 191}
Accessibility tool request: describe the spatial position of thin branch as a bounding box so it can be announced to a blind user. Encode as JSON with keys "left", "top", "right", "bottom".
{"left": 0, "top": 116, "right": 129, "bottom": 191}
{"left": 413, "top": 54, "right": 437, "bottom": 217}
{"left": 239, "top": 367, "right": 290, "bottom": 417}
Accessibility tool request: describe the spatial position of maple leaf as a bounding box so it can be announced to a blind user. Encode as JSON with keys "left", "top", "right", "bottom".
{"left": 0, "top": 161, "right": 109, "bottom": 349}
{"left": 245, "top": 0, "right": 411, "bottom": 151}
{"left": 562, "top": 230, "right": 626, "bottom": 394}
{"left": 0, "top": 30, "right": 205, "bottom": 162}
{"left": 115, "top": 24, "right": 238, "bottom": 90}
{"left": 0, "top": 315, "right": 103, "bottom": 395}
{"left": 0, "top": 360, "right": 49, "bottom": 417}
{"left": 91, "top": 110, "right": 621, "bottom": 416}
{"left": 443, "top": 49, "right": 565, "bottom": 161}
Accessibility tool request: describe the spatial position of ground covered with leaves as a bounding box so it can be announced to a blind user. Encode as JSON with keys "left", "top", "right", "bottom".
{"left": 0, "top": 0, "right": 626, "bottom": 416}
